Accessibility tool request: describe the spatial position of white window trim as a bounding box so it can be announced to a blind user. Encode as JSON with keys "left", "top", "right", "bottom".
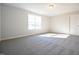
{"left": 28, "top": 14, "right": 42, "bottom": 30}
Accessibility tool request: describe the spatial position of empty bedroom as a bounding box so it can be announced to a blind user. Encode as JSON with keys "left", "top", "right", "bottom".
{"left": 0, "top": 3, "right": 79, "bottom": 55}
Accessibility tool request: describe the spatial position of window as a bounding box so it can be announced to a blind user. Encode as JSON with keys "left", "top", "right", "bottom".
{"left": 28, "top": 14, "right": 42, "bottom": 30}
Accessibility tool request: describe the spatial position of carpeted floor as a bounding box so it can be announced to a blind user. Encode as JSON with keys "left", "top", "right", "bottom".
{"left": 1, "top": 33, "right": 79, "bottom": 55}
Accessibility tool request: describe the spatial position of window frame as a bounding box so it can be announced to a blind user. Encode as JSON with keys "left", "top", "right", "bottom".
{"left": 28, "top": 14, "right": 42, "bottom": 30}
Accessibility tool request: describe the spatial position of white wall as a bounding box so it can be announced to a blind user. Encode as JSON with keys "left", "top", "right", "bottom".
{"left": 70, "top": 14, "right": 79, "bottom": 35}
{"left": 1, "top": 4, "right": 79, "bottom": 41}
{"left": 50, "top": 15, "right": 69, "bottom": 34}
{"left": 50, "top": 11, "right": 79, "bottom": 35}
{"left": 1, "top": 4, "right": 50, "bottom": 40}
{"left": 0, "top": 4, "right": 1, "bottom": 41}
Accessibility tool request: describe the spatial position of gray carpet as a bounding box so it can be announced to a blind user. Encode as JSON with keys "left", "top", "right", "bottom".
{"left": 0, "top": 33, "right": 79, "bottom": 55}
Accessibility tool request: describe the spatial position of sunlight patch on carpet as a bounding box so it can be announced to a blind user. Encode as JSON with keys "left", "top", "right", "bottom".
{"left": 39, "top": 33, "right": 70, "bottom": 38}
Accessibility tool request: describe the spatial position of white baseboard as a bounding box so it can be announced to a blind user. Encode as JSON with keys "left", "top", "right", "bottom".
{"left": 1, "top": 32, "right": 48, "bottom": 41}
{"left": 1, "top": 34, "right": 27, "bottom": 41}
{"left": 2, "top": 32, "right": 77, "bottom": 41}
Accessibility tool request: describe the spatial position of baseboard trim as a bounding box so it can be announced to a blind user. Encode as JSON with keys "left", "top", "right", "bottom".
{"left": 1, "top": 32, "right": 49, "bottom": 41}
{"left": 2, "top": 32, "right": 78, "bottom": 41}
{"left": 1, "top": 35, "right": 27, "bottom": 41}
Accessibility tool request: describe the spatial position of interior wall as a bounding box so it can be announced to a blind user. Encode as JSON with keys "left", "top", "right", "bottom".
{"left": 1, "top": 4, "right": 79, "bottom": 41}
{"left": 70, "top": 14, "right": 79, "bottom": 35}
{"left": 1, "top": 4, "right": 50, "bottom": 40}
{"left": 50, "top": 11, "right": 79, "bottom": 35}
{"left": 0, "top": 4, "right": 1, "bottom": 41}
{"left": 50, "top": 15, "right": 69, "bottom": 34}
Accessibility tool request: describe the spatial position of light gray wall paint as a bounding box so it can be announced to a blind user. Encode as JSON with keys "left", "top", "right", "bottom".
{"left": 50, "top": 15, "right": 69, "bottom": 34}
{"left": 1, "top": 4, "right": 79, "bottom": 40}
{"left": 50, "top": 11, "right": 79, "bottom": 35}
{"left": 1, "top": 4, "right": 50, "bottom": 40}
{"left": 0, "top": 4, "right": 1, "bottom": 41}
{"left": 69, "top": 14, "right": 79, "bottom": 35}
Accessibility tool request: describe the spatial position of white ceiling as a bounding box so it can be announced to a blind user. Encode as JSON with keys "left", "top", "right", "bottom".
{"left": 5, "top": 3, "right": 79, "bottom": 16}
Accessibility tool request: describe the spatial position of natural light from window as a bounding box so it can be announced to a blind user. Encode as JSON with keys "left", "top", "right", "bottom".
{"left": 28, "top": 14, "right": 42, "bottom": 30}
{"left": 39, "top": 33, "right": 70, "bottom": 38}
